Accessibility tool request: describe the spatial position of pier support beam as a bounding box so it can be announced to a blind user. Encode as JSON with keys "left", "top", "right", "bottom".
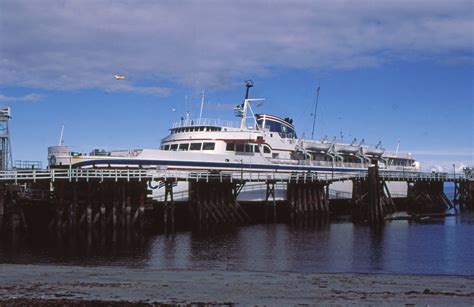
{"left": 3, "top": 185, "right": 27, "bottom": 232}
{"left": 287, "top": 179, "right": 329, "bottom": 223}
{"left": 162, "top": 179, "right": 175, "bottom": 231}
{"left": 457, "top": 181, "right": 474, "bottom": 210}
{"left": 407, "top": 181, "right": 452, "bottom": 213}
{"left": 189, "top": 180, "right": 248, "bottom": 228}
{"left": 352, "top": 166, "right": 391, "bottom": 224}
{"left": 0, "top": 186, "right": 4, "bottom": 233}
{"left": 367, "top": 166, "right": 384, "bottom": 224}
{"left": 264, "top": 180, "right": 277, "bottom": 223}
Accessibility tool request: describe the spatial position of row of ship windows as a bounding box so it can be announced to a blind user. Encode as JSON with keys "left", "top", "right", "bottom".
{"left": 388, "top": 159, "right": 415, "bottom": 167}
{"left": 161, "top": 142, "right": 216, "bottom": 151}
{"left": 160, "top": 142, "right": 272, "bottom": 154}
{"left": 225, "top": 142, "right": 271, "bottom": 154}
{"left": 171, "top": 127, "right": 222, "bottom": 134}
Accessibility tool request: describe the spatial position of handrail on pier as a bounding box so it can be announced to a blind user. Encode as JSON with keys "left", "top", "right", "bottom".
{"left": 0, "top": 168, "right": 470, "bottom": 184}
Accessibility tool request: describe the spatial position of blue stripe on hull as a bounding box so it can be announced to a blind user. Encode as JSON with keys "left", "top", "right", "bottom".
{"left": 72, "top": 158, "right": 367, "bottom": 173}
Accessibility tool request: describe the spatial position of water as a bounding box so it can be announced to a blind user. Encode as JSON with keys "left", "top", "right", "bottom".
{"left": 1, "top": 212, "right": 473, "bottom": 276}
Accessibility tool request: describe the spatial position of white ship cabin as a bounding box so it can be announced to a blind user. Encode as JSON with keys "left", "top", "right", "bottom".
{"left": 158, "top": 114, "right": 299, "bottom": 160}
{"left": 383, "top": 153, "right": 419, "bottom": 170}
{"left": 157, "top": 112, "right": 404, "bottom": 170}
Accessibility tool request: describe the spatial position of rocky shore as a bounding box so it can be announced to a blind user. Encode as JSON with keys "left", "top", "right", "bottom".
{"left": 1, "top": 264, "right": 473, "bottom": 306}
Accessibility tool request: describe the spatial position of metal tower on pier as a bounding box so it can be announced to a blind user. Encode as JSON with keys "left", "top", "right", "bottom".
{"left": 0, "top": 107, "right": 13, "bottom": 170}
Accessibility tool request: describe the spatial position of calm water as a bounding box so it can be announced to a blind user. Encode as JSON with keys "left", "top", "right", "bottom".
{"left": 1, "top": 212, "right": 474, "bottom": 276}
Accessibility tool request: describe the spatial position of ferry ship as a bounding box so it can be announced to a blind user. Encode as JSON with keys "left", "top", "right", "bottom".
{"left": 48, "top": 82, "right": 419, "bottom": 200}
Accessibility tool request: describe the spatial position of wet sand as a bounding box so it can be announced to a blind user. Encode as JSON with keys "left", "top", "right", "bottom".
{"left": 1, "top": 264, "right": 473, "bottom": 306}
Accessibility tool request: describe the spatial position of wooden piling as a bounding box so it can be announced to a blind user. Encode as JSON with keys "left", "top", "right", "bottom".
{"left": 367, "top": 166, "right": 384, "bottom": 224}
{"left": 0, "top": 187, "right": 4, "bottom": 233}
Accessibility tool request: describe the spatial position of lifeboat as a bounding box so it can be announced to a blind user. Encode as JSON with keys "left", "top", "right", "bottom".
{"left": 304, "top": 141, "right": 332, "bottom": 152}
{"left": 363, "top": 147, "right": 385, "bottom": 156}
{"left": 362, "top": 141, "right": 384, "bottom": 156}
{"left": 334, "top": 143, "right": 360, "bottom": 154}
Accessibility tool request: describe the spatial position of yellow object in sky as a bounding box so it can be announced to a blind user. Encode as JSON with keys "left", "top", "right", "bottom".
{"left": 114, "top": 75, "right": 126, "bottom": 80}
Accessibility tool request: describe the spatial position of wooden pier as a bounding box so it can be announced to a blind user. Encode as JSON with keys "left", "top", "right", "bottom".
{"left": 0, "top": 167, "right": 472, "bottom": 234}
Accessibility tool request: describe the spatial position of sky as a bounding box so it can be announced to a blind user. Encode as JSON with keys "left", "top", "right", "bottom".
{"left": 0, "top": 0, "right": 472, "bottom": 172}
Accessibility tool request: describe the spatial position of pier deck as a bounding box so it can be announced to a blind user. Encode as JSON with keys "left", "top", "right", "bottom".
{"left": 0, "top": 167, "right": 472, "bottom": 233}
{"left": 0, "top": 168, "right": 470, "bottom": 184}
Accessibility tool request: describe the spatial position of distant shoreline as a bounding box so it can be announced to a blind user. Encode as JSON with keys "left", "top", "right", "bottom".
{"left": 1, "top": 264, "right": 473, "bottom": 306}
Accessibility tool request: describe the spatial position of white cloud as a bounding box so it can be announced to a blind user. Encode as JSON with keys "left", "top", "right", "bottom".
{"left": 0, "top": 93, "right": 44, "bottom": 102}
{"left": 409, "top": 149, "right": 473, "bottom": 157}
{"left": 0, "top": 0, "right": 472, "bottom": 93}
{"left": 423, "top": 161, "right": 473, "bottom": 173}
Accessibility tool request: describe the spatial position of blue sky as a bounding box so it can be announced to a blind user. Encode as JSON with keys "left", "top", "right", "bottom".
{"left": 0, "top": 0, "right": 472, "bottom": 171}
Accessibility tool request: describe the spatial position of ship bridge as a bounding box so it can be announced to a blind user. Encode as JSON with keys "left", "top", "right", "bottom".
{"left": 256, "top": 114, "right": 297, "bottom": 139}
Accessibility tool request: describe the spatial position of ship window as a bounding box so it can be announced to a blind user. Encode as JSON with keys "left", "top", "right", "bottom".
{"left": 202, "top": 142, "right": 215, "bottom": 150}
{"left": 226, "top": 142, "right": 235, "bottom": 151}
{"left": 190, "top": 143, "right": 202, "bottom": 151}
{"left": 164, "top": 145, "right": 170, "bottom": 150}
{"left": 199, "top": 127, "right": 204, "bottom": 131}
{"left": 272, "top": 153, "right": 279, "bottom": 159}
{"left": 178, "top": 143, "right": 189, "bottom": 151}
{"left": 236, "top": 143, "right": 244, "bottom": 152}
{"left": 245, "top": 144, "right": 253, "bottom": 153}
{"left": 170, "top": 144, "right": 178, "bottom": 151}
{"left": 263, "top": 146, "right": 271, "bottom": 154}
{"left": 254, "top": 145, "right": 260, "bottom": 153}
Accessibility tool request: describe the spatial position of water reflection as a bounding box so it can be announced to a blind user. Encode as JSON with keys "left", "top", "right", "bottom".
{"left": 1, "top": 213, "right": 474, "bottom": 275}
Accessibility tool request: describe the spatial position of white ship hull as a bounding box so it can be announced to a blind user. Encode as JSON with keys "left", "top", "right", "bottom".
{"left": 152, "top": 180, "right": 409, "bottom": 202}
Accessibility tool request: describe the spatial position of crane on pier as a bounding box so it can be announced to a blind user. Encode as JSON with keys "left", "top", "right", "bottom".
{"left": 0, "top": 107, "right": 13, "bottom": 170}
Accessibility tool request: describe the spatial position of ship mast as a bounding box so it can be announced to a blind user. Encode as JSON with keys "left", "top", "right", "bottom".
{"left": 239, "top": 80, "right": 253, "bottom": 129}
{"left": 311, "top": 86, "right": 320, "bottom": 140}
{"left": 244, "top": 80, "right": 253, "bottom": 99}
{"left": 199, "top": 90, "right": 205, "bottom": 120}
{"left": 236, "top": 80, "right": 262, "bottom": 130}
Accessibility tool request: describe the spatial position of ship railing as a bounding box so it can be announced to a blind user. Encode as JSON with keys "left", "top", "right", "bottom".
{"left": 268, "top": 158, "right": 370, "bottom": 169}
{"left": 172, "top": 118, "right": 240, "bottom": 129}
{"left": 383, "top": 152, "right": 414, "bottom": 159}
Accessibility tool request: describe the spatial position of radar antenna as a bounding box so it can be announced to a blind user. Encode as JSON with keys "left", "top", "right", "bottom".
{"left": 244, "top": 80, "right": 254, "bottom": 99}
